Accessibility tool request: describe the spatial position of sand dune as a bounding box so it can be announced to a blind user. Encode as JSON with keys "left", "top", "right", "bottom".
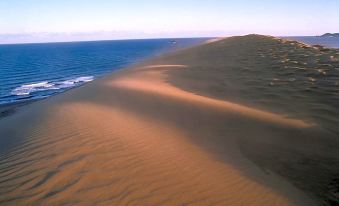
{"left": 110, "top": 65, "right": 311, "bottom": 128}
{"left": 1, "top": 35, "right": 339, "bottom": 205}
{"left": 0, "top": 68, "right": 311, "bottom": 206}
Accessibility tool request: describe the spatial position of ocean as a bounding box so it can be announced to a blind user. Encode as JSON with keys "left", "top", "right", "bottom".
{"left": 0, "top": 38, "right": 206, "bottom": 105}
{"left": 284, "top": 36, "right": 339, "bottom": 49}
{"left": 0, "top": 36, "right": 338, "bottom": 106}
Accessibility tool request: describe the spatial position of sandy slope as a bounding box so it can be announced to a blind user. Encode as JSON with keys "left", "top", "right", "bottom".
{"left": 1, "top": 35, "right": 338, "bottom": 205}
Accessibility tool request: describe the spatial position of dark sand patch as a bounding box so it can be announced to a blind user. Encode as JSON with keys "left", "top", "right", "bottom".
{"left": 159, "top": 35, "right": 339, "bottom": 205}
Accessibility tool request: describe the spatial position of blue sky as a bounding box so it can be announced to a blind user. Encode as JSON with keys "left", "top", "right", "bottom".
{"left": 1, "top": 0, "right": 339, "bottom": 43}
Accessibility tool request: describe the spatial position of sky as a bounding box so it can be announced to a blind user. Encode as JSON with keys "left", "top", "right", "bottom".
{"left": 0, "top": 0, "right": 339, "bottom": 43}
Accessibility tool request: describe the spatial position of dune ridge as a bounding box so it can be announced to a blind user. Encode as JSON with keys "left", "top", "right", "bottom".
{"left": 111, "top": 65, "right": 311, "bottom": 128}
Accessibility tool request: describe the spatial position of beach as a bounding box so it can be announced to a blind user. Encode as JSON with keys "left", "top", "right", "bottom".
{"left": 0, "top": 35, "right": 338, "bottom": 205}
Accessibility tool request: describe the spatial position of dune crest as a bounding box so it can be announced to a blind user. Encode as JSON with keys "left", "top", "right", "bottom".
{"left": 111, "top": 65, "right": 312, "bottom": 128}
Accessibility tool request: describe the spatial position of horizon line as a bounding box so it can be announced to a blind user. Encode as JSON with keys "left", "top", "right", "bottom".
{"left": 0, "top": 34, "right": 330, "bottom": 46}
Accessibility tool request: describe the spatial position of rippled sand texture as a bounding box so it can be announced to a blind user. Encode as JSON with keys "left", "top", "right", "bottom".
{"left": 0, "top": 35, "right": 338, "bottom": 205}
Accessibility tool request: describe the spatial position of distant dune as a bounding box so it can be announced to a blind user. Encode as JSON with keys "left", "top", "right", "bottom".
{"left": 0, "top": 35, "right": 338, "bottom": 206}
{"left": 320, "top": 33, "right": 339, "bottom": 37}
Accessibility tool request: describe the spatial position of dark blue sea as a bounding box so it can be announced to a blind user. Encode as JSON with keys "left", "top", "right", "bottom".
{"left": 0, "top": 38, "right": 206, "bottom": 105}
{"left": 284, "top": 36, "right": 339, "bottom": 49}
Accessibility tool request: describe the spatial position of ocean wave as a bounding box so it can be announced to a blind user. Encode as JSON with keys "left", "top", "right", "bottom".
{"left": 59, "top": 76, "right": 94, "bottom": 88}
{"left": 11, "top": 76, "right": 94, "bottom": 96}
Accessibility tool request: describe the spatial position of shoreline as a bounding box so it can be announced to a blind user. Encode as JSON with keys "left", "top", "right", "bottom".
{"left": 0, "top": 38, "right": 211, "bottom": 119}
{"left": 0, "top": 34, "right": 338, "bottom": 205}
{"left": 0, "top": 37, "right": 232, "bottom": 119}
{"left": 0, "top": 35, "right": 337, "bottom": 121}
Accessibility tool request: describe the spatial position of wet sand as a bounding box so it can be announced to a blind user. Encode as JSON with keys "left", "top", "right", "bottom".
{"left": 0, "top": 35, "right": 338, "bottom": 205}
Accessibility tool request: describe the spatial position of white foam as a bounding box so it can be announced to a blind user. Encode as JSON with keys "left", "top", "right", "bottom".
{"left": 11, "top": 76, "right": 94, "bottom": 96}
{"left": 11, "top": 81, "right": 58, "bottom": 96}
{"left": 59, "top": 76, "right": 94, "bottom": 88}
